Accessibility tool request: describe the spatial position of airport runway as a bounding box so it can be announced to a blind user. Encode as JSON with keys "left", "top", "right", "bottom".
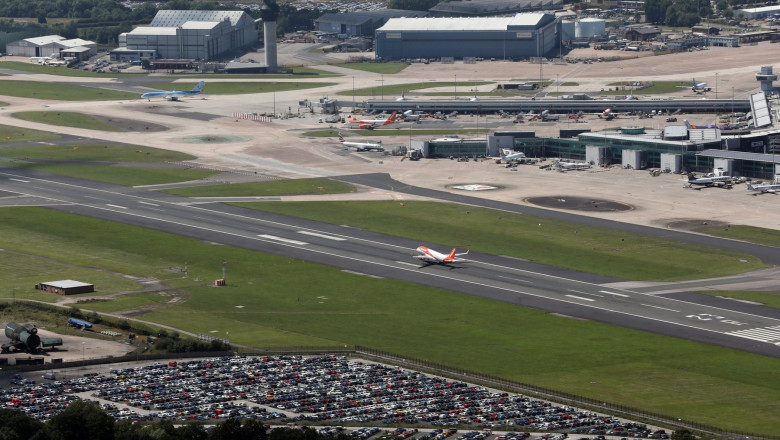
{"left": 2, "top": 167, "right": 779, "bottom": 358}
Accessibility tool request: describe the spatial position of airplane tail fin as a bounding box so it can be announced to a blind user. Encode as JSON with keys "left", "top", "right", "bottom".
{"left": 193, "top": 81, "right": 205, "bottom": 92}
{"left": 444, "top": 248, "right": 457, "bottom": 262}
{"left": 383, "top": 111, "right": 398, "bottom": 125}
{"left": 338, "top": 133, "right": 345, "bottom": 143}
{"left": 747, "top": 183, "right": 755, "bottom": 190}
{"left": 683, "top": 120, "right": 692, "bottom": 130}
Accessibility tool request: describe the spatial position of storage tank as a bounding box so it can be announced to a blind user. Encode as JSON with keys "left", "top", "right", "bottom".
{"left": 561, "top": 21, "right": 576, "bottom": 41}
{"left": 575, "top": 18, "right": 606, "bottom": 39}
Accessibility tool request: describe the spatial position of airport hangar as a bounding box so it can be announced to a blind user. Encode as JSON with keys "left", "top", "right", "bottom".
{"left": 358, "top": 98, "right": 780, "bottom": 179}
{"left": 111, "top": 10, "right": 258, "bottom": 62}
{"left": 374, "top": 13, "right": 560, "bottom": 61}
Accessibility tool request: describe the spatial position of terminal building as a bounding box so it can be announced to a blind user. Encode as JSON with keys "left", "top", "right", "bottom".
{"left": 374, "top": 13, "right": 559, "bottom": 60}
{"left": 113, "top": 10, "right": 258, "bottom": 61}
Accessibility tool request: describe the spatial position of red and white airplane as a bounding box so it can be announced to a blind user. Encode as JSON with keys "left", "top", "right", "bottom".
{"left": 413, "top": 246, "right": 469, "bottom": 265}
{"left": 346, "top": 111, "right": 398, "bottom": 129}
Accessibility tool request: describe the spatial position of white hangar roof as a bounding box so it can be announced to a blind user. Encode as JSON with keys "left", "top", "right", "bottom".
{"left": 129, "top": 27, "right": 178, "bottom": 36}
{"left": 379, "top": 13, "right": 549, "bottom": 32}
{"left": 180, "top": 21, "right": 222, "bottom": 30}
{"left": 23, "top": 35, "right": 66, "bottom": 45}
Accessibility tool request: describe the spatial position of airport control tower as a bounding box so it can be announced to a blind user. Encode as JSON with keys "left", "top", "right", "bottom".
{"left": 261, "top": 1, "right": 279, "bottom": 73}
{"left": 756, "top": 66, "right": 778, "bottom": 94}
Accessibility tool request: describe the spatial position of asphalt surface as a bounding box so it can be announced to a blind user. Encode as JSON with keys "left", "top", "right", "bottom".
{"left": 1, "top": 167, "right": 779, "bottom": 358}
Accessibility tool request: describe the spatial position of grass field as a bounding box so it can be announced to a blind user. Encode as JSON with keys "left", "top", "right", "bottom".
{"left": 335, "top": 62, "right": 409, "bottom": 74}
{"left": 0, "top": 144, "right": 196, "bottom": 162}
{"left": 693, "top": 224, "right": 780, "bottom": 248}
{"left": 145, "top": 81, "right": 336, "bottom": 95}
{"left": 162, "top": 178, "right": 355, "bottom": 197}
{"left": 5, "top": 162, "right": 217, "bottom": 186}
{"left": 0, "top": 80, "right": 139, "bottom": 100}
{"left": 604, "top": 81, "right": 684, "bottom": 95}
{"left": 693, "top": 290, "right": 780, "bottom": 309}
{"left": 12, "top": 111, "right": 125, "bottom": 131}
{"left": 232, "top": 201, "right": 767, "bottom": 281}
{"left": 0, "top": 124, "right": 60, "bottom": 143}
{"left": 0, "top": 206, "right": 777, "bottom": 436}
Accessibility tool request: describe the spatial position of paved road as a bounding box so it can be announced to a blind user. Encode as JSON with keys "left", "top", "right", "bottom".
{"left": 1, "top": 167, "right": 779, "bottom": 358}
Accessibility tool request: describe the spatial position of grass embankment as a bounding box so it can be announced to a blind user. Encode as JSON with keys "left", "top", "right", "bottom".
{"left": 162, "top": 178, "right": 355, "bottom": 197}
{"left": 233, "top": 201, "right": 766, "bottom": 281}
{"left": 0, "top": 144, "right": 216, "bottom": 186}
{"left": 144, "top": 81, "right": 336, "bottom": 95}
{"left": 12, "top": 111, "right": 125, "bottom": 131}
{"left": 0, "top": 124, "right": 60, "bottom": 143}
{"left": 0, "top": 206, "right": 777, "bottom": 436}
{"left": 334, "top": 62, "right": 409, "bottom": 74}
{"left": 0, "top": 80, "right": 139, "bottom": 100}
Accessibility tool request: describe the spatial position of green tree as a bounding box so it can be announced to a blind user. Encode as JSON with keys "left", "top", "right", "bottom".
{"left": 386, "top": 0, "right": 441, "bottom": 10}
{"left": 0, "top": 408, "right": 47, "bottom": 440}
{"left": 671, "top": 429, "right": 697, "bottom": 440}
{"left": 45, "top": 400, "right": 114, "bottom": 440}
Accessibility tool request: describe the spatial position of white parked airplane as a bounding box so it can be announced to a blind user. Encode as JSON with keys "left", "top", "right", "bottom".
{"left": 346, "top": 111, "right": 398, "bottom": 129}
{"left": 692, "top": 78, "right": 711, "bottom": 92}
{"left": 747, "top": 182, "right": 780, "bottom": 194}
{"left": 553, "top": 159, "right": 591, "bottom": 171}
{"left": 403, "top": 110, "right": 421, "bottom": 122}
{"left": 500, "top": 149, "right": 526, "bottom": 162}
{"left": 337, "top": 133, "right": 384, "bottom": 152}
{"left": 141, "top": 81, "right": 205, "bottom": 101}
{"left": 413, "top": 246, "right": 469, "bottom": 265}
{"left": 683, "top": 173, "right": 733, "bottom": 188}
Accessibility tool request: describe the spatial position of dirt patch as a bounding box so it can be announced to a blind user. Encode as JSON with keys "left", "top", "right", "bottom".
{"left": 525, "top": 196, "right": 633, "bottom": 212}
{"left": 663, "top": 219, "right": 730, "bottom": 231}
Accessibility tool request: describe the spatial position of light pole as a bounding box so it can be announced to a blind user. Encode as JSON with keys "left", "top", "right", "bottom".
{"left": 352, "top": 76, "right": 355, "bottom": 108}
{"left": 272, "top": 84, "right": 276, "bottom": 118}
{"left": 715, "top": 72, "right": 718, "bottom": 99}
{"left": 380, "top": 74, "right": 384, "bottom": 99}
{"left": 81, "top": 342, "right": 85, "bottom": 363}
{"left": 454, "top": 74, "right": 457, "bottom": 98}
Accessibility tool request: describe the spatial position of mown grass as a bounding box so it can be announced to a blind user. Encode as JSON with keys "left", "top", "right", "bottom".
{"left": 693, "top": 224, "right": 780, "bottom": 248}
{"left": 343, "top": 81, "right": 493, "bottom": 97}
{"left": 335, "top": 62, "right": 409, "bottom": 74}
{"left": 162, "top": 178, "right": 356, "bottom": 197}
{"left": 164, "top": 66, "right": 340, "bottom": 78}
{"left": 0, "top": 144, "right": 196, "bottom": 162}
{"left": 144, "top": 81, "right": 336, "bottom": 95}
{"left": 0, "top": 124, "right": 60, "bottom": 143}
{"left": 0, "top": 207, "right": 777, "bottom": 436}
{"left": 0, "top": 61, "right": 142, "bottom": 78}
{"left": 5, "top": 162, "right": 217, "bottom": 186}
{"left": 693, "top": 291, "right": 780, "bottom": 309}
{"left": 0, "top": 80, "right": 139, "bottom": 100}
{"left": 0, "top": 250, "right": 143, "bottom": 303}
{"left": 232, "top": 201, "right": 766, "bottom": 281}
{"left": 603, "top": 81, "right": 685, "bottom": 95}
{"left": 12, "top": 111, "right": 125, "bottom": 131}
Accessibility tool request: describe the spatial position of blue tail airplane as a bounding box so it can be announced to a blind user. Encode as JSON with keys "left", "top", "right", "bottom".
{"left": 142, "top": 81, "right": 204, "bottom": 101}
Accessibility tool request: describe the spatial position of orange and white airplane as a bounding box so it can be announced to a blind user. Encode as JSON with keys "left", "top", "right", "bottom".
{"left": 346, "top": 111, "right": 398, "bottom": 129}
{"left": 413, "top": 246, "right": 469, "bottom": 265}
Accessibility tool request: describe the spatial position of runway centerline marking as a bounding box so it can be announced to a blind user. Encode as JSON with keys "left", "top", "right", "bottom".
{"left": 641, "top": 304, "right": 680, "bottom": 313}
{"left": 258, "top": 234, "right": 308, "bottom": 246}
{"left": 106, "top": 204, "right": 127, "bottom": 210}
{"left": 600, "top": 290, "right": 629, "bottom": 297}
{"left": 139, "top": 201, "right": 159, "bottom": 206}
{"left": 568, "top": 289, "right": 603, "bottom": 297}
{"left": 9, "top": 178, "right": 29, "bottom": 183}
{"left": 566, "top": 294, "right": 595, "bottom": 302}
{"left": 298, "top": 231, "right": 347, "bottom": 241}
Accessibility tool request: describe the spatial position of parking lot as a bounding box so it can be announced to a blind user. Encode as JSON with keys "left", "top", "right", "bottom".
{"left": 1, "top": 355, "right": 669, "bottom": 439}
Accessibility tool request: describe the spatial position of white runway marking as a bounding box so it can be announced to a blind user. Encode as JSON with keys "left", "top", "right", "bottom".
{"left": 641, "top": 304, "right": 679, "bottom": 313}
{"left": 298, "top": 231, "right": 347, "bottom": 241}
{"left": 106, "top": 204, "right": 127, "bottom": 209}
{"left": 566, "top": 294, "right": 595, "bottom": 302}
{"left": 568, "top": 289, "right": 604, "bottom": 297}
{"left": 728, "top": 326, "right": 780, "bottom": 344}
{"left": 600, "top": 290, "right": 629, "bottom": 297}
{"left": 258, "top": 234, "right": 308, "bottom": 246}
{"left": 9, "top": 178, "right": 29, "bottom": 183}
{"left": 139, "top": 201, "right": 160, "bottom": 206}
